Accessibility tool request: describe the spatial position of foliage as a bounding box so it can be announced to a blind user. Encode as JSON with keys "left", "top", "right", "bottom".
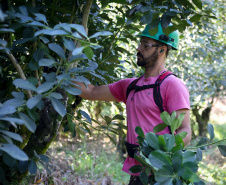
{"left": 0, "top": 0, "right": 221, "bottom": 183}
{"left": 129, "top": 111, "right": 226, "bottom": 185}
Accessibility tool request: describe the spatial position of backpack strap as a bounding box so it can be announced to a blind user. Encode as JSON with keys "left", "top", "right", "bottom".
{"left": 153, "top": 71, "right": 176, "bottom": 113}
{"left": 126, "top": 75, "right": 144, "bottom": 99}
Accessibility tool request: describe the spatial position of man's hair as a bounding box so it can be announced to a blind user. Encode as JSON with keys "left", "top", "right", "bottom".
{"left": 155, "top": 40, "right": 172, "bottom": 58}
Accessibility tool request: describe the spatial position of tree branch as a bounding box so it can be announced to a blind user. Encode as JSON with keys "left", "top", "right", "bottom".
{"left": 7, "top": 53, "right": 32, "bottom": 99}
{"left": 82, "top": 0, "right": 93, "bottom": 35}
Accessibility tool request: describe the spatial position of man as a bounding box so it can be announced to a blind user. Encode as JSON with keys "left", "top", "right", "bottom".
{"left": 75, "top": 23, "right": 191, "bottom": 184}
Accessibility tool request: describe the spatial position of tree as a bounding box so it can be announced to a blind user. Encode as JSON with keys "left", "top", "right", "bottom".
{"left": 0, "top": 0, "right": 220, "bottom": 183}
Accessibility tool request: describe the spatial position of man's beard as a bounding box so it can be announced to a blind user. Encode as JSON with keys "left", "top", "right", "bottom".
{"left": 137, "top": 49, "right": 158, "bottom": 67}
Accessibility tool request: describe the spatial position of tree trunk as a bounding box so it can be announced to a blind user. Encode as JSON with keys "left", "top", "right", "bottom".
{"left": 192, "top": 105, "right": 212, "bottom": 137}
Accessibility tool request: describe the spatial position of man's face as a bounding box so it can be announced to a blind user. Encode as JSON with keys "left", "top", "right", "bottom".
{"left": 137, "top": 37, "right": 160, "bottom": 67}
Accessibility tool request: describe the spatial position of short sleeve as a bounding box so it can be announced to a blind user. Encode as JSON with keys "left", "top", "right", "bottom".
{"left": 109, "top": 78, "right": 135, "bottom": 104}
{"left": 162, "top": 76, "right": 190, "bottom": 113}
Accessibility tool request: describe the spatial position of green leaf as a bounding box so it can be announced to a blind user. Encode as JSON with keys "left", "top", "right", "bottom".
{"left": 84, "top": 46, "right": 93, "bottom": 59}
{"left": 34, "top": 13, "right": 47, "bottom": 24}
{"left": 50, "top": 30, "right": 68, "bottom": 36}
{"left": 196, "top": 148, "right": 202, "bottom": 161}
{"left": 48, "top": 43, "right": 66, "bottom": 60}
{"left": 145, "top": 132, "right": 159, "bottom": 149}
{"left": 18, "top": 160, "right": 29, "bottom": 174}
{"left": 178, "top": 131, "right": 187, "bottom": 139}
{"left": 134, "top": 153, "right": 150, "bottom": 167}
{"left": 171, "top": 143, "right": 184, "bottom": 153}
{"left": 13, "top": 79, "right": 37, "bottom": 91}
{"left": 0, "top": 143, "right": 28, "bottom": 161}
{"left": 39, "top": 58, "right": 56, "bottom": 67}
{"left": 182, "top": 151, "right": 196, "bottom": 163}
{"left": 0, "top": 105, "right": 17, "bottom": 115}
{"left": 80, "top": 110, "right": 92, "bottom": 124}
{"left": 12, "top": 91, "right": 24, "bottom": 100}
{"left": 175, "top": 134, "right": 184, "bottom": 146}
{"left": 112, "top": 114, "right": 125, "bottom": 120}
{"left": 0, "top": 130, "right": 23, "bottom": 142}
{"left": 104, "top": 115, "right": 112, "bottom": 125}
{"left": 47, "top": 92, "right": 63, "bottom": 99}
{"left": 178, "top": 113, "right": 185, "bottom": 125}
{"left": 29, "top": 21, "right": 46, "bottom": 27}
{"left": 189, "top": 173, "right": 200, "bottom": 182}
{"left": 129, "top": 165, "right": 142, "bottom": 173}
{"left": 217, "top": 145, "right": 226, "bottom": 157}
{"left": 160, "top": 111, "right": 171, "bottom": 126}
{"left": 37, "top": 82, "right": 54, "bottom": 94}
{"left": 139, "top": 170, "right": 148, "bottom": 185}
{"left": 39, "top": 36, "right": 49, "bottom": 44}
{"left": 148, "top": 151, "right": 171, "bottom": 169}
{"left": 3, "top": 98, "right": 25, "bottom": 108}
{"left": 0, "top": 117, "right": 25, "bottom": 125}
{"left": 34, "top": 29, "right": 52, "bottom": 37}
{"left": 158, "top": 135, "right": 166, "bottom": 150}
{"left": 161, "top": 13, "right": 171, "bottom": 29}
{"left": 19, "top": 112, "right": 37, "bottom": 133}
{"left": 153, "top": 123, "right": 168, "bottom": 133}
{"left": 0, "top": 28, "right": 15, "bottom": 33}
{"left": 181, "top": 168, "right": 193, "bottom": 180}
{"left": 164, "top": 134, "right": 175, "bottom": 151}
{"left": 172, "top": 150, "right": 182, "bottom": 171}
{"left": 27, "top": 94, "right": 42, "bottom": 109}
{"left": 28, "top": 159, "right": 37, "bottom": 175}
{"left": 90, "top": 31, "right": 113, "bottom": 38}
{"left": 183, "top": 162, "right": 198, "bottom": 172}
{"left": 149, "top": 18, "right": 160, "bottom": 29}
{"left": 72, "top": 47, "right": 84, "bottom": 56}
{"left": 189, "top": 14, "right": 202, "bottom": 22}
{"left": 196, "top": 137, "right": 209, "bottom": 150}
{"left": 141, "top": 11, "right": 153, "bottom": 24}
{"left": 135, "top": 126, "right": 145, "bottom": 138}
{"left": 207, "top": 123, "right": 214, "bottom": 140}
{"left": 155, "top": 166, "right": 174, "bottom": 182}
{"left": 63, "top": 86, "right": 82, "bottom": 96}
{"left": 3, "top": 153, "right": 17, "bottom": 168}
{"left": 171, "top": 119, "right": 180, "bottom": 134}
{"left": 63, "top": 38, "right": 75, "bottom": 51}
{"left": 69, "top": 24, "right": 87, "bottom": 38}
{"left": 19, "top": 6, "right": 28, "bottom": 16}
{"left": 50, "top": 97, "right": 66, "bottom": 117}
{"left": 192, "top": 0, "right": 202, "bottom": 9}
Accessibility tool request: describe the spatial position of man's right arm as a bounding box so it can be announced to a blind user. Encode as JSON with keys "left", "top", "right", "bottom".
{"left": 74, "top": 81, "right": 117, "bottom": 102}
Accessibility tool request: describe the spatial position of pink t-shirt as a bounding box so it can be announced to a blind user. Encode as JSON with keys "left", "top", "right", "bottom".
{"left": 109, "top": 74, "right": 190, "bottom": 175}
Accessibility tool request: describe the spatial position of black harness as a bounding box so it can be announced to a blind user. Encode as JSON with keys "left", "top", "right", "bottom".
{"left": 125, "top": 71, "right": 176, "bottom": 158}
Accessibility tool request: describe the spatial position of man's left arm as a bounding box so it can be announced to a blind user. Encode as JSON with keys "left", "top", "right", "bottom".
{"left": 175, "top": 108, "right": 191, "bottom": 146}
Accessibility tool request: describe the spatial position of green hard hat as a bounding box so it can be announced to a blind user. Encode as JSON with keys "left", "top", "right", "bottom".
{"left": 139, "top": 23, "right": 179, "bottom": 50}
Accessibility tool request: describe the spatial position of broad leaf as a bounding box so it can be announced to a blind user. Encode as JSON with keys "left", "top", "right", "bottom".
{"left": 139, "top": 170, "right": 148, "bottom": 185}
{"left": 0, "top": 117, "right": 25, "bottom": 125}
{"left": 3, "top": 98, "right": 25, "bottom": 108}
{"left": 217, "top": 145, "right": 226, "bottom": 157}
{"left": 19, "top": 112, "right": 37, "bottom": 133}
{"left": 89, "top": 31, "right": 113, "bottom": 38}
{"left": 112, "top": 114, "right": 125, "bottom": 120}
{"left": 135, "top": 126, "right": 144, "bottom": 138}
{"left": 48, "top": 43, "right": 66, "bottom": 60}
{"left": 28, "top": 159, "right": 37, "bottom": 175}
{"left": 13, "top": 79, "right": 37, "bottom": 91}
{"left": 63, "top": 86, "right": 81, "bottom": 96}
{"left": 37, "top": 82, "right": 54, "bottom": 94}
{"left": 0, "top": 105, "right": 17, "bottom": 115}
{"left": 72, "top": 47, "right": 84, "bottom": 56}
{"left": 192, "top": 0, "right": 202, "bottom": 9}
{"left": 153, "top": 123, "right": 168, "bottom": 133}
{"left": 183, "top": 162, "right": 198, "bottom": 173}
{"left": 182, "top": 151, "right": 196, "bottom": 163}
{"left": 63, "top": 38, "right": 75, "bottom": 51}
{"left": 0, "top": 130, "right": 23, "bottom": 142}
{"left": 12, "top": 91, "right": 24, "bottom": 100}
{"left": 160, "top": 111, "right": 171, "bottom": 126}
{"left": 196, "top": 148, "right": 202, "bottom": 161}
{"left": 50, "top": 97, "right": 66, "bottom": 117}
{"left": 172, "top": 150, "right": 183, "bottom": 171}
{"left": 34, "top": 13, "right": 47, "bottom": 24}
{"left": 47, "top": 92, "right": 63, "bottom": 99}
{"left": 154, "top": 166, "right": 174, "bottom": 182}
{"left": 83, "top": 46, "right": 93, "bottom": 59}
{"left": 39, "top": 58, "right": 56, "bottom": 67}
{"left": 69, "top": 24, "right": 87, "bottom": 38}
{"left": 0, "top": 144, "right": 28, "bottom": 161}
{"left": 129, "top": 165, "right": 142, "bottom": 173}
{"left": 207, "top": 123, "right": 214, "bottom": 140}
{"left": 148, "top": 151, "right": 171, "bottom": 169}
{"left": 80, "top": 110, "right": 92, "bottom": 124}
{"left": 178, "top": 131, "right": 187, "bottom": 139}
{"left": 27, "top": 94, "right": 42, "bottom": 109}
{"left": 145, "top": 132, "right": 159, "bottom": 149}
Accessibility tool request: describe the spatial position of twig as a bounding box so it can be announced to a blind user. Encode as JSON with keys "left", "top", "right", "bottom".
{"left": 7, "top": 53, "right": 33, "bottom": 99}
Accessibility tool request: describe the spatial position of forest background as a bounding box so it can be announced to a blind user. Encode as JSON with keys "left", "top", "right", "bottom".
{"left": 0, "top": 0, "right": 225, "bottom": 184}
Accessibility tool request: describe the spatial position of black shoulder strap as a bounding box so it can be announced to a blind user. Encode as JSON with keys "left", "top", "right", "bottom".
{"left": 126, "top": 75, "right": 144, "bottom": 99}
{"left": 153, "top": 71, "right": 176, "bottom": 113}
